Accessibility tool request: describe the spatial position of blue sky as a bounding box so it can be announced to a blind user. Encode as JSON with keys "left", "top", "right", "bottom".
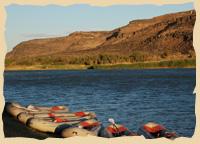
{"left": 5, "top": 3, "right": 193, "bottom": 52}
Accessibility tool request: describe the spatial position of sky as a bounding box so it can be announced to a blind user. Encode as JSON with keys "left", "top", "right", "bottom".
{"left": 5, "top": 3, "right": 193, "bottom": 52}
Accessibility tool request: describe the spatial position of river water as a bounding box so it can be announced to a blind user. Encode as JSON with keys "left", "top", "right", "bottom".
{"left": 4, "top": 68, "right": 196, "bottom": 137}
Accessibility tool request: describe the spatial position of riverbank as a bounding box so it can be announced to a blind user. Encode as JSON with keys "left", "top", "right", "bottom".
{"left": 3, "top": 109, "right": 51, "bottom": 139}
{"left": 5, "top": 59, "right": 195, "bottom": 71}
{"left": 89, "top": 59, "right": 196, "bottom": 69}
{"left": 5, "top": 64, "right": 88, "bottom": 71}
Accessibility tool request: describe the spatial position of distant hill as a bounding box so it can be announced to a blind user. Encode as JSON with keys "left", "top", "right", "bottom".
{"left": 6, "top": 10, "right": 196, "bottom": 67}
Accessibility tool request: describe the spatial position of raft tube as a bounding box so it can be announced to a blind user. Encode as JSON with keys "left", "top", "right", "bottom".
{"left": 26, "top": 117, "right": 99, "bottom": 133}
{"left": 61, "top": 127, "right": 96, "bottom": 137}
{"left": 61, "top": 119, "right": 102, "bottom": 137}
{"left": 5, "top": 102, "right": 28, "bottom": 117}
{"left": 137, "top": 122, "right": 178, "bottom": 139}
{"left": 26, "top": 104, "right": 69, "bottom": 112}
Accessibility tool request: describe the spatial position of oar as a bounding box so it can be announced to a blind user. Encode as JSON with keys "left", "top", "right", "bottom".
{"left": 108, "top": 118, "right": 120, "bottom": 136}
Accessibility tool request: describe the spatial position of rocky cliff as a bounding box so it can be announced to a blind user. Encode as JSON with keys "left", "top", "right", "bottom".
{"left": 6, "top": 10, "right": 196, "bottom": 66}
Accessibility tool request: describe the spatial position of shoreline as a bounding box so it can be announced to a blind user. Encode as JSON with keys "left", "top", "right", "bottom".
{"left": 5, "top": 66, "right": 196, "bottom": 72}
{"left": 5, "top": 59, "right": 196, "bottom": 71}
{"left": 3, "top": 109, "right": 51, "bottom": 139}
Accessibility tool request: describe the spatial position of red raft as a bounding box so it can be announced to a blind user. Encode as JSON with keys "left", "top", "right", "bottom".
{"left": 137, "top": 122, "right": 178, "bottom": 139}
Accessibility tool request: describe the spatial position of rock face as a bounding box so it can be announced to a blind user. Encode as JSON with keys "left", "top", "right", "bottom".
{"left": 7, "top": 31, "right": 109, "bottom": 58}
{"left": 6, "top": 10, "right": 196, "bottom": 65}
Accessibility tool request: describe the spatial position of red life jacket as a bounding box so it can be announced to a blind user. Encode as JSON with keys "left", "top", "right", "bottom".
{"left": 74, "top": 111, "right": 89, "bottom": 117}
{"left": 51, "top": 106, "right": 65, "bottom": 111}
{"left": 143, "top": 122, "right": 165, "bottom": 133}
{"left": 80, "top": 119, "right": 101, "bottom": 128}
{"left": 54, "top": 117, "right": 69, "bottom": 123}
{"left": 107, "top": 124, "right": 128, "bottom": 134}
{"left": 48, "top": 113, "right": 55, "bottom": 118}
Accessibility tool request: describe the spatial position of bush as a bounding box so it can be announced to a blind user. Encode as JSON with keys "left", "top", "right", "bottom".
{"left": 129, "top": 51, "right": 148, "bottom": 62}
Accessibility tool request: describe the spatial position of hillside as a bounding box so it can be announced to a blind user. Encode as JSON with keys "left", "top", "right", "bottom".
{"left": 6, "top": 10, "right": 196, "bottom": 68}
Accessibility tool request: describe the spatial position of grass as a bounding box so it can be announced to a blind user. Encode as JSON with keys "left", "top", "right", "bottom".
{"left": 5, "top": 59, "right": 195, "bottom": 71}
{"left": 5, "top": 64, "right": 88, "bottom": 71}
{"left": 87, "top": 59, "right": 196, "bottom": 69}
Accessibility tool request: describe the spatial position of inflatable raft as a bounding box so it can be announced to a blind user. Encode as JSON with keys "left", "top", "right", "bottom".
{"left": 61, "top": 119, "right": 102, "bottom": 137}
{"left": 5, "top": 102, "right": 69, "bottom": 117}
{"left": 26, "top": 117, "right": 99, "bottom": 133}
{"left": 100, "top": 124, "right": 137, "bottom": 138}
{"left": 5, "top": 102, "right": 100, "bottom": 138}
{"left": 137, "top": 122, "right": 178, "bottom": 139}
{"left": 17, "top": 112, "right": 95, "bottom": 124}
{"left": 99, "top": 119, "right": 137, "bottom": 138}
{"left": 5, "top": 102, "right": 178, "bottom": 139}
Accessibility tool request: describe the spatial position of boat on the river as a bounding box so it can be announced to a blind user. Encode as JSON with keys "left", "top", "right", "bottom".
{"left": 137, "top": 122, "right": 178, "bottom": 139}
{"left": 99, "top": 124, "right": 137, "bottom": 138}
{"left": 5, "top": 102, "right": 178, "bottom": 139}
{"left": 5, "top": 102, "right": 69, "bottom": 117}
{"left": 17, "top": 112, "right": 95, "bottom": 124}
{"left": 99, "top": 118, "right": 137, "bottom": 138}
{"left": 5, "top": 102, "right": 101, "bottom": 137}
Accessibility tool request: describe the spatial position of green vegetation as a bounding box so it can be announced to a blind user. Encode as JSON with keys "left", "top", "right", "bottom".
{"left": 87, "top": 59, "right": 196, "bottom": 69}
{"left": 6, "top": 50, "right": 196, "bottom": 67}
{"left": 5, "top": 59, "right": 195, "bottom": 71}
{"left": 6, "top": 54, "right": 131, "bottom": 66}
{"left": 5, "top": 51, "right": 196, "bottom": 70}
{"left": 129, "top": 51, "right": 149, "bottom": 62}
{"left": 5, "top": 64, "right": 88, "bottom": 71}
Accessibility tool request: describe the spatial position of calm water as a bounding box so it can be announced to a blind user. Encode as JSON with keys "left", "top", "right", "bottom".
{"left": 4, "top": 69, "right": 196, "bottom": 137}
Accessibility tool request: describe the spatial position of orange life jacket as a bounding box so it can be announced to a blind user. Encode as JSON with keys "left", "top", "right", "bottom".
{"left": 51, "top": 106, "right": 65, "bottom": 111}
{"left": 54, "top": 117, "right": 69, "bottom": 123}
{"left": 48, "top": 113, "right": 55, "bottom": 117}
{"left": 107, "top": 124, "right": 128, "bottom": 134}
{"left": 143, "top": 122, "right": 165, "bottom": 133}
{"left": 80, "top": 120, "right": 100, "bottom": 128}
{"left": 74, "top": 111, "right": 89, "bottom": 117}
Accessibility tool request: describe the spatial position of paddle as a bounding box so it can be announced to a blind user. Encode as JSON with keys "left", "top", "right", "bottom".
{"left": 108, "top": 118, "right": 120, "bottom": 136}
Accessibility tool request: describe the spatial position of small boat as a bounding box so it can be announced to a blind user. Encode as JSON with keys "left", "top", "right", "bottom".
{"left": 5, "top": 102, "right": 101, "bottom": 138}
{"left": 26, "top": 117, "right": 94, "bottom": 133}
{"left": 5, "top": 102, "right": 69, "bottom": 117}
{"left": 100, "top": 124, "right": 137, "bottom": 138}
{"left": 99, "top": 118, "right": 137, "bottom": 138}
{"left": 26, "top": 117, "right": 101, "bottom": 136}
{"left": 137, "top": 122, "right": 178, "bottom": 139}
{"left": 61, "top": 119, "right": 102, "bottom": 137}
{"left": 17, "top": 112, "right": 96, "bottom": 124}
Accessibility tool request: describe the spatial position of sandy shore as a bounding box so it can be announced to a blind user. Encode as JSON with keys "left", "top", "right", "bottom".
{"left": 2, "top": 108, "right": 52, "bottom": 139}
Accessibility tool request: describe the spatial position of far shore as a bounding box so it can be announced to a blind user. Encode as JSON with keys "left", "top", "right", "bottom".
{"left": 5, "top": 59, "right": 196, "bottom": 71}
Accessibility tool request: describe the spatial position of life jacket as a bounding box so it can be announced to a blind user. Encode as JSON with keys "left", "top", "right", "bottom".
{"left": 51, "top": 106, "right": 65, "bottom": 111}
{"left": 143, "top": 122, "right": 166, "bottom": 133}
{"left": 107, "top": 124, "right": 128, "bottom": 134}
{"left": 79, "top": 119, "right": 101, "bottom": 129}
{"left": 74, "top": 111, "right": 90, "bottom": 117}
{"left": 54, "top": 117, "right": 69, "bottom": 123}
{"left": 48, "top": 113, "right": 56, "bottom": 118}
